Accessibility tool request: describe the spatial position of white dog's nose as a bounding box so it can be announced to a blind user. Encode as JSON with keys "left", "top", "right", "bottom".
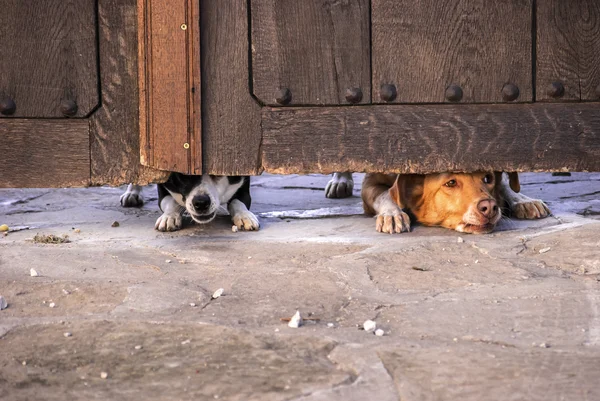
{"left": 192, "top": 194, "right": 211, "bottom": 212}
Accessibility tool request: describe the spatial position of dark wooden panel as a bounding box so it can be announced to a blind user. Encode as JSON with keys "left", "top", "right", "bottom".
{"left": 537, "top": 0, "right": 600, "bottom": 101}
{"left": 90, "top": 0, "right": 169, "bottom": 186}
{"left": 251, "top": 0, "right": 370, "bottom": 106}
{"left": 261, "top": 104, "right": 600, "bottom": 174}
{"left": 372, "top": 0, "right": 532, "bottom": 103}
{"left": 137, "top": 0, "right": 202, "bottom": 173}
{"left": 0, "top": 120, "right": 90, "bottom": 188}
{"left": 0, "top": 0, "right": 99, "bottom": 118}
{"left": 201, "top": 0, "right": 262, "bottom": 175}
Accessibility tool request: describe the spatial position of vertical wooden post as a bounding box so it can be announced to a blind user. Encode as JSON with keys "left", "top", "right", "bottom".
{"left": 138, "top": 0, "right": 201, "bottom": 174}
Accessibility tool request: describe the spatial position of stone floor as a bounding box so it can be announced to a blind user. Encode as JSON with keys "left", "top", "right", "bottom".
{"left": 0, "top": 173, "right": 599, "bottom": 401}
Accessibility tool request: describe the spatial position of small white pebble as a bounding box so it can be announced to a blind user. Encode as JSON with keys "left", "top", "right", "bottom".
{"left": 62, "top": 289, "right": 70, "bottom": 295}
{"left": 248, "top": 256, "right": 252, "bottom": 259}
{"left": 100, "top": 372, "right": 108, "bottom": 379}
{"left": 231, "top": 225, "right": 238, "bottom": 233}
{"left": 30, "top": 268, "right": 39, "bottom": 277}
{"left": 475, "top": 260, "right": 479, "bottom": 264}
{"left": 134, "top": 345, "right": 142, "bottom": 350}
{"left": 288, "top": 310, "right": 303, "bottom": 328}
{"left": 64, "top": 332, "right": 72, "bottom": 337}
{"left": 0, "top": 296, "right": 7, "bottom": 310}
{"left": 375, "top": 329, "right": 385, "bottom": 337}
{"left": 22, "top": 361, "right": 27, "bottom": 366}
{"left": 327, "top": 323, "right": 335, "bottom": 328}
{"left": 274, "top": 328, "right": 280, "bottom": 332}
{"left": 181, "top": 339, "right": 191, "bottom": 345}
{"left": 211, "top": 288, "right": 224, "bottom": 299}
{"left": 363, "top": 320, "right": 377, "bottom": 333}
{"left": 165, "top": 259, "right": 172, "bottom": 264}
{"left": 457, "top": 237, "right": 464, "bottom": 243}
{"left": 189, "top": 303, "right": 196, "bottom": 307}
{"left": 539, "top": 247, "right": 551, "bottom": 254}
{"left": 49, "top": 302, "right": 56, "bottom": 308}
{"left": 539, "top": 342, "right": 550, "bottom": 348}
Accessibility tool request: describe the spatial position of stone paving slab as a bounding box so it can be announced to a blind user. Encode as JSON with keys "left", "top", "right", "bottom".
{"left": 0, "top": 173, "right": 599, "bottom": 401}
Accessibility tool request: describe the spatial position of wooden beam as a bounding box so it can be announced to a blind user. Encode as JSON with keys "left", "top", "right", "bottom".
{"left": 261, "top": 104, "right": 600, "bottom": 174}
{"left": 0, "top": 120, "right": 90, "bottom": 188}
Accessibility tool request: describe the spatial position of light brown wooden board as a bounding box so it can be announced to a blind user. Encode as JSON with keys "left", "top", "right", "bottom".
{"left": 0, "top": 120, "right": 90, "bottom": 188}
{"left": 201, "top": 0, "right": 262, "bottom": 175}
{"left": 261, "top": 104, "right": 600, "bottom": 174}
{"left": 251, "top": 0, "right": 371, "bottom": 106}
{"left": 0, "top": 0, "right": 99, "bottom": 118}
{"left": 537, "top": 0, "right": 600, "bottom": 101}
{"left": 90, "top": 0, "right": 169, "bottom": 186}
{"left": 371, "top": 0, "right": 532, "bottom": 104}
{"left": 138, "top": 0, "right": 201, "bottom": 173}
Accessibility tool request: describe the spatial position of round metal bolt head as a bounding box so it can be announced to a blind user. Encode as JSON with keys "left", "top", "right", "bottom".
{"left": 547, "top": 82, "right": 564, "bottom": 98}
{"left": 380, "top": 84, "right": 397, "bottom": 102}
{"left": 345, "top": 87, "right": 363, "bottom": 104}
{"left": 60, "top": 99, "right": 78, "bottom": 117}
{"left": 502, "top": 83, "right": 519, "bottom": 102}
{"left": 445, "top": 84, "right": 463, "bottom": 102}
{"left": 183, "top": 143, "right": 190, "bottom": 149}
{"left": 275, "top": 88, "right": 292, "bottom": 105}
{"left": 0, "top": 97, "right": 16, "bottom": 115}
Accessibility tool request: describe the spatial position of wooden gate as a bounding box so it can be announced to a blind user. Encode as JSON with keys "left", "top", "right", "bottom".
{"left": 1, "top": 0, "right": 599, "bottom": 188}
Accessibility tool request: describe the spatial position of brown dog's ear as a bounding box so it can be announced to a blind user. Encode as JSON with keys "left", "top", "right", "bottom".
{"left": 508, "top": 172, "right": 520, "bottom": 193}
{"left": 389, "top": 174, "right": 423, "bottom": 209}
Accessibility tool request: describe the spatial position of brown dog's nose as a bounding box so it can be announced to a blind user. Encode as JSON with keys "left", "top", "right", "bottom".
{"left": 477, "top": 199, "right": 498, "bottom": 219}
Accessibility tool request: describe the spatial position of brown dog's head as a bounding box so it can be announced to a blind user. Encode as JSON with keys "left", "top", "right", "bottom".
{"left": 389, "top": 172, "right": 509, "bottom": 234}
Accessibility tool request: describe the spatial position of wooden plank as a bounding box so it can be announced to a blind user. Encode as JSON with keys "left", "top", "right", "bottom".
{"left": 0, "top": 120, "right": 90, "bottom": 188}
{"left": 201, "top": 0, "right": 262, "bottom": 175}
{"left": 371, "top": 0, "right": 532, "bottom": 103}
{"left": 537, "top": 0, "right": 600, "bottom": 101}
{"left": 0, "top": 0, "right": 99, "bottom": 117}
{"left": 90, "top": 0, "right": 169, "bottom": 186}
{"left": 138, "top": 0, "right": 201, "bottom": 173}
{"left": 251, "top": 0, "right": 370, "bottom": 106}
{"left": 261, "top": 104, "right": 600, "bottom": 174}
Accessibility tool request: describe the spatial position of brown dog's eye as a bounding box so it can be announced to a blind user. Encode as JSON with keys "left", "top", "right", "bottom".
{"left": 483, "top": 174, "right": 494, "bottom": 184}
{"left": 445, "top": 180, "right": 457, "bottom": 187}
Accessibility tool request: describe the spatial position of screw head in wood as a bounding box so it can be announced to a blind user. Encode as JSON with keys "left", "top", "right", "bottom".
{"left": 60, "top": 99, "right": 78, "bottom": 117}
{"left": 0, "top": 97, "right": 16, "bottom": 115}
{"left": 183, "top": 143, "right": 190, "bottom": 149}
{"left": 345, "top": 87, "right": 363, "bottom": 104}
{"left": 547, "top": 82, "right": 564, "bottom": 98}
{"left": 445, "top": 84, "right": 463, "bottom": 102}
{"left": 502, "top": 83, "right": 520, "bottom": 102}
{"left": 180, "top": 23, "right": 187, "bottom": 30}
{"left": 380, "top": 84, "right": 397, "bottom": 102}
{"left": 275, "top": 88, "right": 292, "bottom": 105}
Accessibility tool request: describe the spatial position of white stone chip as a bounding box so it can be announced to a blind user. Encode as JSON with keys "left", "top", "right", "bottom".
{"left": 457, "top": 237, "right": 464, "bottom": 243}
{"left": 49, "top": 302, "right": 56, "bottom": 308}
{"left": 30, "top": 268, "right": 39, "bottom": 277}
{"left": 211, "top": 288, "right": 224, "bottom": 299}
{"left": 189, "top": 303, "right": 197, "bottom": 307}
{"left": 539, "top": 247, "right": 551, "bottom": 254}
{"left": 165, "top": 259, "right": 172, "bottom": 264}
{"left": 363, "top": 319, "right": 377, "bottom": 333}
{"left": 327, "top": 323, "right": 335, "bottom": 328}
{"left": 0, "top": 296, "right": 7, "bottom": 310}
{"left": 100, "top": 372, "right": 108, "bottom": 379}
{"left": 375, "top": 329, "right": 385, "bottom": 337}
{"left": 231, "top": 225, "right": 239, "bottom": 233}
{"left": 64, "top": 332, "right": 72, "bottom": 337}
{"left": 288, "top": 310, "right": 302, "bottom": 328}
{"left": 134, "top": 345, "right": 143, "bottom": 350}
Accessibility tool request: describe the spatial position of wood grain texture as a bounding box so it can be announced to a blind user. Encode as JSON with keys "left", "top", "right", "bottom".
{"left": 251, "top": 0, "right": 371, "bottom": 105}
{"left": 138, "top": 0, "right": 201, "bottom": 173}
{"left": 261, "top": 104, "right": 600, "bottom": 174}
{"left": 90, "top": 0, "right": 169, "bottom": 186}
{"left": 372, "top": 0, "right": 532, "bottom": 103}
{"left": 0, "top": 0, "right": 99, "bottom": 117}
{"left": 201, "top": 0, "right": 262, "bottom": 175}
{"left": 0, "top": 120, "right": 90, "bottom": 188}
{"left": 537, "top": 0, "right": 600, "bottom": 101}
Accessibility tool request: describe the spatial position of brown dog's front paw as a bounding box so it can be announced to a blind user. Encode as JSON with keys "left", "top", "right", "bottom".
{"left": 512, "top": 200, "right": 551, "bottom": 219}
{"left": 375, "top": 210, "right": 411, "bottom": 234}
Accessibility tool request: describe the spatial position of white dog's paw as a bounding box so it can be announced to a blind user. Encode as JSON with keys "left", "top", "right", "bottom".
{"left": 232, "top": 210, "right": 260, "bottom": 231}
{"left": 155, "top": 213, "right": 183, "bottom": 232}
{"left": 325, "top": 172, "right": 354, "bottom": 199}
{"left": 511, "top": 199, "right": 551, "bottom": 220}
{"left": 375, "top": 209, "right": 411, "bottom": 234}
{"left": 120, "top": 184, "right": 143, "bottom": 207}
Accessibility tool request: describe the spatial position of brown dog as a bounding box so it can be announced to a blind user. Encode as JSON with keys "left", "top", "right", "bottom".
{"left": 362, "top": 172, "right": 550, "bottom": 234}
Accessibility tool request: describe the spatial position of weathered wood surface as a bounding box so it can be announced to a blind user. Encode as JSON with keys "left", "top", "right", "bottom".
{"left": 261, "top": 104, "right": 600, "bottom": 174}
{"left": 137, "top": 0, "right": 201, "bottom": 173}
{"left": 201, "top": 0, "right": 262, "bottom": 175}
{"left": 537, "top": 0, "right": 600, "bottom": 101}
{"left": 0, "top": 120, "right": 90, "bottom": 188}
{"left": 90, "top": 0, "right": 169, "bottom": 186}
{"left": 371, "top": 0, "right": 532, "bottom": 104}
{"left": 0, "top": 0, "right": 99, "bottom": 118}
{"left": 251, "top": 0, "right": 371, "bottom": 106}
